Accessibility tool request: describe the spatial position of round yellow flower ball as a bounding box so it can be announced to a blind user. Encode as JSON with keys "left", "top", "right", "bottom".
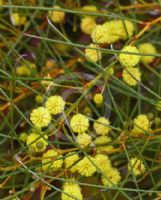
{"left": 62, "top": 181, "right": 83, "bottom": 200}
{"left": 93, "top": 117, "right": 110, "bottom": 135}
{"left": 80, "top": 17, "right": 96, "bottom": 34}
{"left": 139, "top": 43, "right": 157, "bottom": 64}
{"left": 117, "top": 20, "right": 135, "bottom": 40}
{"left": 45, "top": 95, "right": 65, "bottom": 115}
{"left": 30, "top": 107, "right": 51, "bottom": 128}
{"left": 48, "top": 5, "right": 65, "bottom": 23}
{"left": 76, "top": 156, "right": 96, "bottom": 177}
{"left": 85, "top": 43, "right": 101, "bottom": 62}
{"left": 70, "top": 113, "right": 89, "bottom": 134}
{"left": 119, "top": 46, "right": 141, "bottom": 67}
{"left": 91, "top": 24, "right": 111, "bottom": 44}
{"left": 122, "top": 67, "right": 141, "bottom": 86}
{"left": 93, "top": 93, "right": 103, "bottom": 104}
{"left": 103, "top": 21, "right": 120, "bottom": 43}
{"left": 94, "top": 154, "right": 112, "bottom": 173}
{"left": 133, "top": 114, "right": 150, "bottom": 133}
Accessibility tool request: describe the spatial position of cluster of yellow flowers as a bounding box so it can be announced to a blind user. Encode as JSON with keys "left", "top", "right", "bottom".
{"left": 30, "top": 95, "right": 65, "bottom": 128}
{"left": 22, "top": 92, "right": 150, "bottom": 199}
{"left": 80, "top": 5, "right": 97, "bottom": 34}
{"left": 69, "top": 112, "right": 114, "bottom": 151}
{"left": 21, "top": 95, "right": 65, "bottom": 153}
{"left": 84, "top": 19, "right": 135, "bottom": 63}
{"left": 91, "top": 19, "right": 134, "bottom": 44}
{"left": 119, "top": 45, "right": 142, "bottom": 86}
{"left": 61, "top": 153, "right": 121, "bottom": 199}
{"left": 64, "top": 153, "right": 121, "bottom": 187}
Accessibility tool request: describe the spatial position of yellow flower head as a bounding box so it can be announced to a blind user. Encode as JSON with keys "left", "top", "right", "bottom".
{"left": 76, "top": 133, "right": 92, "bottom": 147}
{"left": 11, "top": 13, "right": 27, "bottom": 26}
{"left": 82, "top": 5, "right": 97, "bottom": 12}
{"left": 19, "top": 132, "right": 28, "bottom": 142}
{"left": 42, "top": 149, "right": 63, "bottom": 172}
{"left": 133, "top": 114, "right": 150, "bottom": 133}
{"left": 94, "top": 136, "right": 114, "bottom": 153}
{"left": 26, "top": 133, "right": 48, "bottom": 153}
{"left": 62, "top": 181, "right": 83, "bottom": 200}
{"left": 45, "top": 95, "right": 65, "bottom": 115}
{"left": 76, "top": 156, "right": 96, "bottom": 177}
{"left": 119, "top": 46, "right": 141, "bottom": 67}
{"left": 93, "top": 93, "right": 103, "bottom": 104}
{"left": 94, "top": 154, "right": 112, "bottom": 173}
{"left": 64, "top": 152, "right": 79, "bottom": 169}
{"left": 117, "top": 20, "right": 135, "bottom": 39}
{"left": 139, "top": 43, "right": 157, "bottom": 64}
{"left": 128, "top": 157, "right": 145, "bottom": 176}
{"left": 91, "top": 24, "right": 111, "bottom": 44}
{"left": 41, "top": 74, "right": 53, "bottom": 87}
{"left": 80, "top": 17, "right": 96, "bottom": 34}
{"left": 156, "top": 100, "right": 161, "bottom": 111}
{"left": 103, "top": 21, "right": 120, "bottom": 43}
{"left": 93, "top": 117, "right": 110, "bottom": 135}
{"left": 30, "top": 107, "right": 51, "bottom": 128}
{"left": 70, "top": 113, "right": 89, "bottom": 134}
{"left": 122, "top": 67, "right": 141, "bottom": 86}
{"left": 102, "top": 167, "right": 121, "bottom": 186}
{"left": 85, "top": 43, "right": 101, "bottom": 62}
{"left": 48, "top": 5, "right": 65, "bottom": 23}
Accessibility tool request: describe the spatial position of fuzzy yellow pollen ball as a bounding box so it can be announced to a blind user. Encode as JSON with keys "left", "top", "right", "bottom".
{"left": 119, "top": 46, "right": 141, "bottom": 67}
{"left": 70, "top": 113, "right": 89, "bottom": 134}
{"left": 30, "top": 107, "right": 51, "bottom": 128}
{"left": 45, "top": 95, "right": 65, "bottom": 115}
{"left": 122, "top": 67, "right": 141, "bottom": 86}
{"left": 48, "top": 5, "right": 65, "bottom": 23}
{"left": 85, "top": 43, "right": 101, "bottom": 62}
